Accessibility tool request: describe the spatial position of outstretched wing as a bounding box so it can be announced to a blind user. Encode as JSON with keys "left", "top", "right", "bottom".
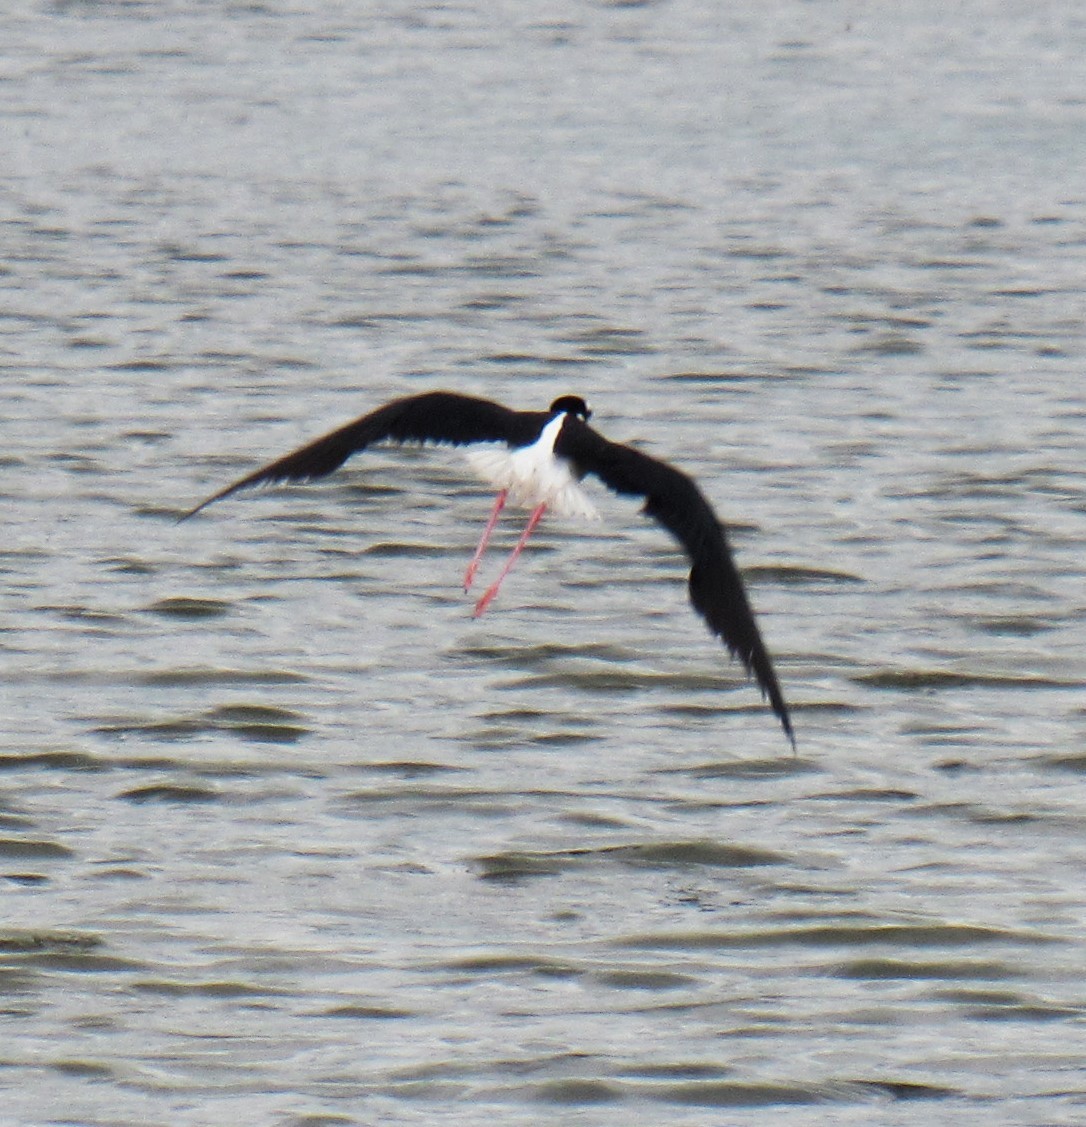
{"left": 557, "top": 418, "right": 794, "bottom": 747}
{"left": 182, "top": 391, "right": 545, "bottom": 519}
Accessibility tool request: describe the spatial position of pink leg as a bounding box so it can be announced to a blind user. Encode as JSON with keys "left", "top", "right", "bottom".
{"left": 464, "top": 490, "right": 507, "bottom": 592}
{"left": 473, "top": 503, "right": 546, "bottom": 618}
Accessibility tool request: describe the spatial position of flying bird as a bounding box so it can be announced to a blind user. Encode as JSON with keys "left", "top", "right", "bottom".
{"left": 182, "top": 391, "right": 794, "bottom": 746}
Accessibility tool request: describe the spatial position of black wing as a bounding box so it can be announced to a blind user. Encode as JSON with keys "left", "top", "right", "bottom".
{"left": 557, "top": 418, "right": 794, "bottom": 748}
{"left": 181, "top": 391, "right": 545, "bottom": 519}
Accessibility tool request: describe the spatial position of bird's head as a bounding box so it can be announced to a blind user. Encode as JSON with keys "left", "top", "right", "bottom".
{"left": 549, "top": 395, "right": 591, "bottom": 421}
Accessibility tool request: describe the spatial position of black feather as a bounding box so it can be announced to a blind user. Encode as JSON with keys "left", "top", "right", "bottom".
{"left": 181, "top": 392, "right": 544, "bottom": 519}
{"left": 557, "top": 418, "right": 794, "bottom": 747}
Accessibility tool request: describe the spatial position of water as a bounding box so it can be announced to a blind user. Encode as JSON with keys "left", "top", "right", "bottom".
{"left": 3, "top": 2, "right": 1086, "bottom": 1123}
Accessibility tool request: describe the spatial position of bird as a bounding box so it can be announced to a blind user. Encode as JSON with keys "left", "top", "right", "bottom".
{"left": 182, "top": 390, "right": 795, "bottom": 747}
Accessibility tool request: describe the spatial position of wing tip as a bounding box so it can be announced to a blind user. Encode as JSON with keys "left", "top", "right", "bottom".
{"left": 177, "top": 496, "right": 212, "bottom": 523}
{"left": 177, "top": 480, "right": 249, "bottom": 522}
{"left": 778, "top": 709, "right": 798, "bottom": 755}
{"left": 759, "top": 667, "right": 796, "bottom": 754}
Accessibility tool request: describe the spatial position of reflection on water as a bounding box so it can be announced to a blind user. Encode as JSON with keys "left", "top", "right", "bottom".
{"left": 3, "top": 1, "right": 1086, "bottom": 1123}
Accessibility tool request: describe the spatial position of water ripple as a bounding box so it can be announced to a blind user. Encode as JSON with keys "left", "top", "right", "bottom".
{"left": 4, "top": 3, "right": 1086, "bottom": 1123}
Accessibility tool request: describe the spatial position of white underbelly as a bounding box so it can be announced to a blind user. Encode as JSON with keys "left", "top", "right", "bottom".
{"left": 465, "top": 445, "right": 599, "bottom": 520}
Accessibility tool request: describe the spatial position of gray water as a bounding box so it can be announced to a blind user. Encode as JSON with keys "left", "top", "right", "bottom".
{"left": 3, "top": 2, "right": 1086, "bottom": 1124}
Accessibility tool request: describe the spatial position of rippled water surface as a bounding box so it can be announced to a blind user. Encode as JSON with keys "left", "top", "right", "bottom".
{"left": 3, "top": 2, "right": 1086, "bottom": 1124}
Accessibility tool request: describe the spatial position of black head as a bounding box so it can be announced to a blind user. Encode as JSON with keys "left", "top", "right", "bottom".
{"left": 549, "top": 395, "right": 591, "bottom": 421}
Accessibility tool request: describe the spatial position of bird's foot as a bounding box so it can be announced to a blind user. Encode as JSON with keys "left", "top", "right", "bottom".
{"left": 473, "top": 584, "right": 500, "bottom": 618}
{"left": 463, "top": 560, "right": 479, "bottom": 592}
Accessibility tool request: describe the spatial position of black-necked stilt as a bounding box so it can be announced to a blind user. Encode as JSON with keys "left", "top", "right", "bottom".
{"left": 183, "top": 391, "right": 794, "bottom": 747}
